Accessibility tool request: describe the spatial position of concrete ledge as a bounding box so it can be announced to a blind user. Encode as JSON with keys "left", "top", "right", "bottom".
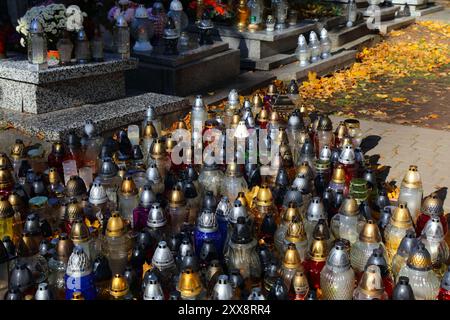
{"left": 329, "top": 22, "right": 374, "bottom": 49}
{"left": 377, "top": 16, "right": 416, "bottom": 34}
{"left": 271, "top": 50, "right": 357, "bottom": 81}
{"left": 0, "top": 93, "right": 189, "bottom": 141}
{"left": 408, "top": 3, "right": 445, "bottom": 16}
{"left": 332, "top": 34, "right": 382, "bottom": 53}
{"left": 241, "top": 53, "right": 298, "bottom": 71}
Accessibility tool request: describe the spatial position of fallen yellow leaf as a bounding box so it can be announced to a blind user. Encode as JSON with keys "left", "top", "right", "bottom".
{"left": 392, "top": 97, "right": 407, "bottom": 102}
{"left": 376, "top": 94, "right": 389, "bottom": 99}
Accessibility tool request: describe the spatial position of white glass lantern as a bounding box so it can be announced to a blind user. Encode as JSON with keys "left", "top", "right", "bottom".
{"left": 272, "top": 0, "right": 288, "bottom": 30}
{"left": 247, "top": 0, "right": 264, "bottom": 31}
{"left": 75, "top": 28, "right": 91, "bottom": 64}
{"left": 347, "top": 0, "right": 358, "bottom": 28}
{"left": 27, "top": 18, "right": 48, "bottom": 70}
{"left": 320, "top": 28, "right": 332, "bottom": 59}
{"left": 114, "top": 14, "right": 131, "bottom": 59}
{"left": 131, "top": 5, "right": 154, "bottom": 52}
{"left": 295, "top": 34, "right": 310, "bottom": 67}
{"left": 308, "top": 31, "right": 321, "bottom": 63}
{"left": 167, "top": 0, "right": 189, "bottom": 36}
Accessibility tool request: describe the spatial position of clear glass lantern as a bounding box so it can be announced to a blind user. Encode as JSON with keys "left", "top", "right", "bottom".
{"left": 75, "top": 27, "right": 91, "bottom": 64}
{"left": 220, "top": 162, "right": 248, "bottom": 203}
{"left": 114, "top": 14, "right": 131, "bottom": 59}
{"left": 167, "top": 0, "right": 189, "bottom": 36}
{"left": 27, "top": 18, "right": 48, "bottom": 69}
{"left": 265, "top": 15, "right": 276, "bottom": 32}
{"left": 198, "top": 162, "right": 224, "bottom": 197}
{"left": 102, "top": 213, "right": 132, "bottom": 275}
{"left": 57, "top": 31, "right": 74, "bottom": 65}
{"left": 247, "top": 0, "right": 264, "bottom": 31}
{"left": 272, "top": 0, "right": 289, "bottom": 30}
{"left": 118, "top": 175, "right": 139, "bottom": 227}
{"left": 91, "top": 26, "right": 104, "bottom": 62}
{"left": 308, "top": 31, "right": 321, "bottom": 63}
{"left": 320, "top": 28, "right": 332, "bottom": 59}
{"left": 398, "top": 165, "right": 423, "bottom": 223}
{"left": 330, "top": 196, "right": 366, "bottom": 245}
{"left": 346, "top": 0, "right": 358, "bottom": 27}
{"left": 295, "top": 34, "right": 310, "bottom": 67}
{"left": 131, "top": 5, "right": 154, "bottom": 52}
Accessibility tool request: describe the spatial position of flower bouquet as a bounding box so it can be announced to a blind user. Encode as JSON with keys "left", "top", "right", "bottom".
{"left": 16, "top": 4, "right": 87, "bottom": 66}
{"left": 107, "top": 0, "right": 140, "bottom": 24}
{"left": 188, "top": 0, "right": 234, "bottom": 24}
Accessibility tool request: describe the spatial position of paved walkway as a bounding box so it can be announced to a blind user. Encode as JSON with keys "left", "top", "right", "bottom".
{"left": 331, "top": 116, "right": 450, "bottom": 212}
{"left": 417, "top": 8, "right": 450, "bottom": 23}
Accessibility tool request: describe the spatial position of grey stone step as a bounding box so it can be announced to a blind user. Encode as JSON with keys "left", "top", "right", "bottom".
{"left": 241, "top": 53, "right": 298, "bottom": 71}
{"left": 270, "top": 50, "right": 357, "bottom": 81}
{"left": 409, "top": 3, "right": 445, "bottom": 16}
{"left": 332, "top": 34, "right": 382, "bottom": 53}
{"left": 328, "top": 23, "right": 375, "bottom": 48}
{"left": 377, "top": 16, "right": 416, "bottom": 34}
{"left": 186, "top": 71, "right": 276, "bottom": 106}
{"left": 0, "top": 93, "right": 190, "bottom": 141}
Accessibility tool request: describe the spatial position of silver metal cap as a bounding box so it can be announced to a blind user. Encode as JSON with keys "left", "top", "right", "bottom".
{"left": 293, "top": 174, "right": 311, "bottom": 194}
{"left": 99, "top": 157, "right": 118, "bottom": 179}
{"left": 309, "top": 31, "right": 319, "bottom": 43}
{"left": 441, "top": 266, "right": 450, "bottom": 291}
{"left": 297, "top": 34, "right": 307, "bottom": 46}
{"left": 89, "top": 182, "right": 108, "bottom": 205}
{"left": 152, "top": 241, "right": 175, "bottom": 270}
{"left": 248, "top": 287, "right": 266, "bottom": 300}
{"left": 288, "top": 113, "right": 301, "bottom": 129}
{"left": 143, "top": 276, "right": 164, "bottom": 300}
{"left": 193, "top": 95, "right": 205, "bottom": 109}
{"left": 29, "top": 18, "right": 43, "bottom": 34}
{"left": 116, "top": 14, "right": 128, "bottom": 27}
{"left": 396, "top": 230, "right": 417, "bottom": 257}
{"left": 228, "top": 200, "right": 248, "bottom": 224}
{"left": 170, "top": 0, "right": 184, "bottom": 11}
{"left": 24, "top": 213, "right": 40, "bottom": 234}
{"left": 306, "top": 197, "right": 326, "bottom": 222}
{"left": 319, "top": 145, "right": 332, "bottom": 161}
{"left": 197, "top": 209, "right": 218, "bottom": 232}
{"left": 320, "top": 28, "right": 328, "bottom": 39}
{"left": 422, "top": 215, "right": 445, "bottom": 242}
{"left": 146, "top": 105, "right": 156, "bottom": 120}
{"left": 212, "top": 275, "right": 234, "bottom": 300}
{"left": 178, "top": 238, "right": 194, "bottom": 258}
{"left": 216, "top": 196, "right": 231, "bottom": 218}
{"left": 140, "top": 184, "right": 156, "bottom": 207}
{"left": 326, "top": 242, "right": 351, "bottom": 271}
{"left": 146, "top": 164, "right": 162, "bottom": 184}
{"left": 66, "top": 246, "right": 92, "bottom": 277}
{"left": 283, "top": 187, "right": 303, "bottom": 208}
{"left": 147, "top": 203, "right": 166, "bottom": 228}
{"left": 339, "top": 144, "right": 356, "bottom": 165}
{"left": 34, "top": 283, "right": 54, "bottom": 300}
{"left": 228, "top": 89, "right": 239, "bottom": 103}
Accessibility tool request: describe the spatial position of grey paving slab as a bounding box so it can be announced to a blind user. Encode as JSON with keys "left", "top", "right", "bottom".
{"left": 331, "top": 116, "right": 450, "bottom": 212}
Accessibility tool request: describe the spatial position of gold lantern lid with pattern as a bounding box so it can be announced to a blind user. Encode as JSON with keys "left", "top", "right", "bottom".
{"left": 70, "top": 218, "right": 90, "bottom": 244}
{"left": 10, "top": 139, "right": 25, "bottom": 160}
{"left": 0, "top": 195, "right": 14, "bottom": 218}
{"left": 283, "top": 202, "right": 300, "bottom": 223}
{"left": 308, "top": 238, "right": 328, "bottom": 262}
{"left": 0, "top": 166, "right": 14, "bottom": 190}
{"left": 66, "top": 198, "right": 83, "bottom": 222}
{"left": 407, "top": 242, "right": 432, "bottom": 271}
{"left": 0, "top": 153, "right": 12, "bottom": 169}
{"left": 285, "top": 217, "right": 306, "bottom": 243}
{"left": 283, "top": 243, "right": 302, "bottom": 269}
{"left": 357, "top": 265, "right": 385, "bottom": 297}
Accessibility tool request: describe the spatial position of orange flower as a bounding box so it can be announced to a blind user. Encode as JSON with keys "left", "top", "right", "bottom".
{"left": 215, "top": 5, "right": 225, "bottom": 15}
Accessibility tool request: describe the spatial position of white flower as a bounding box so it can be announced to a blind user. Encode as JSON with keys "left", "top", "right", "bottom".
{"left": 20, "top": 38, "right": 26, "bottom": 47}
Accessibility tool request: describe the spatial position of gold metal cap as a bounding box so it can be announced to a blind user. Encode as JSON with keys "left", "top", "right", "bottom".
{"left": 331, "top": 164, "right": 346, "bottom": 184}
{"left": 267, "top": 84, "right": 277, "bottom": 96}
{"left": 308, "top": 238, "right": 328, "bottom": 262}
{"left": 0, "top": 166, "right": 14, "bottom": 190}
{"left": 8, "top": 192, "right": 24, "bottom": 212}
{"left": 178, "top": 268, "right": 203, "bottom": 298}
{"left": 71, "top": 292, "right": 85, "bottom": 300}
{"left": 341, "top": 136, "right": 353, "bottom": 148}
{"left": 269, "top": 110, "right": 280, "bottom": 125}
{"left": 252, "top": 94, "right": 263, "bottom": 109}
{"left": 235, "top": 192, "right": 248, "bottom": 208}
{"left": 391, "top": 202, "right": 413, "bottom": 229}
{"left": 339, "top": 196, "right": 359, "bottom": 216}
{"left": 231, "top": 113, "right": 241, "bottom": 129}
{"left": 106, "top": 212, "right": 125, "bottom": 238}
{"left": 317, "top": 114, "right": 332, "bottom": 131}
{"left": 283, "top": 243, "right": 302, "bottom": 269}
{"left": 10, "top": 139, "right": 25, "bottom": 160}
{"left": 407, "top": 243, "right": 432, "bottom": 271}
{"left": 175, "top": 119, "right": 187, "bottom": 130}
{"left": 292, "top": 270, "right": 309, "bottom": 296}
{"left": 144, "top": 121, "right": 158, "bottom": 139}
{"left": 120, "top": 175, "right": 138, "bottom": 196}
{"left": 48, "top": 167, "right": 61, "bottom": 184}
{"left": 359, "top": 220, "right": 382, "bottom": 243}
{"left": 344, "top": 118, "right": 360, "bottom": 129}
{"left": 285, "top": 217, "right": 306, "bottom": 243}
{"left": 70, "top": 219, "right": 90, "bottom": 244}
{"left": 66, "top": 198, "right": 83, "bottom": 222}
{"left": 66, "top": 176, "right": 87, "bottom": 197}
{"left": 166, "top": 135, "right": 177, "bottom": 152}
{"left": 421, "top": 193, "right": 444, "bottom": 216}
{"left": 57, "top": 234, "right": 74, "bottom": 263}
{"left": 150, "top": 138, "right": 167, "bottom": 159}
{"left": 335, "top": 122, "right": 348, "bottom": 140}
{"left": 0, "top": 153, "right": 12, "bottom": 169}
{"left": 110, "top": 274, "right": 129, "bottom": 298}
{"left": 256, "top": 184, "right": 273, "bottom": 207}
{"left": 168, "top": 185, "right": 186, "bottom": 208}
{"left": 401, "top": 165, "right": 422, "bottom": 189}
{"left": 257, "top": 109, "right": 269, "bottom": 123}
{"left": 225, "top": 162, "right": 242, "bottom": 177}
{"left": 283, "top": 202, "right": 300, "bottom": 223}
{"left": 19, "top": 233, "right": 41, "bottom": 256}
{"left": 296, "top": 161, "right": 313, "bottom": 180}
{"left": 0, "top": 195, "right": 14, "bottom": 218}
{"left": 357, "top": 265, "right": 385, "bottom": 297}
